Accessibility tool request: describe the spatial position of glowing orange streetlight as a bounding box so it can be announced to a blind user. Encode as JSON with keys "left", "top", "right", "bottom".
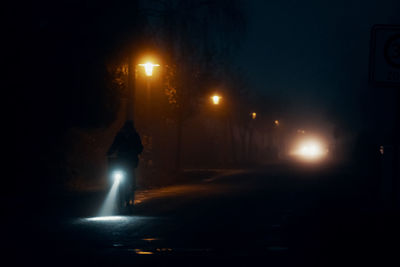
{"left": 274, "top": 120, "right": 280, "bottom": 126}
{"left": 138, "top": 62, "right": 160, "bottom": 76}
{"left": 211, "top": 94, "right": 221, "bottom": 105}
{"left": 251, "top": 112, "right": 257, "bottom": 120}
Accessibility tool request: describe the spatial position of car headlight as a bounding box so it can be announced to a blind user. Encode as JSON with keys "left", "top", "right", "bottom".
{"left": 292, "top": 139, "right": 327, "bottom": 161}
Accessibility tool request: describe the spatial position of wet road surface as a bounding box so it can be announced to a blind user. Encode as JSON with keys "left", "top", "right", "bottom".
{"left": 5, "top": 164, "right": 399, "bottom": 266}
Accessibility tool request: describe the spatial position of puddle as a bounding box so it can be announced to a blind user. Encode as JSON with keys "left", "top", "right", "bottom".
{"left": 142, "top": 238, "right": 160, "bottom": 242}
{"left": 131, "top": 249, "right": 154, "bottom": 255}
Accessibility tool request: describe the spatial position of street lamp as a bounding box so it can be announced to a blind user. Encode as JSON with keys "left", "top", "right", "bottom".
{"left": 125, "top": 57, "right": 160, "bottom": 121}
{"left": 251, "top": 112, "right": 257, "bottom": 120}
{"left": 137, "top": 59, "right": 160, "bottom": 142}
{"left": 137, "top": 60, "right": 160, "bottom": 103}
{"left": 274, "top": 120, "right": 280, "bottom": 126}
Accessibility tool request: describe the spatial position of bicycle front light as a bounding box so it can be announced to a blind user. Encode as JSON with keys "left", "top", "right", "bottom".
{"left": 112, "top": 170, "right": 124, "bottom": 184}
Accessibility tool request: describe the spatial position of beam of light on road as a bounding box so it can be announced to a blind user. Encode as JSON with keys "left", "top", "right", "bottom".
{"left": 85, "top": 216, "right": 127, "bottom": 222}
{"left": 98, "top": 178, "right": 120, "bottom": 217}
{"left": 76, "top": 215, "right": 159, "bottom": 226}
{"left": 78, "top": 215, "right": 158, "bottom": 225}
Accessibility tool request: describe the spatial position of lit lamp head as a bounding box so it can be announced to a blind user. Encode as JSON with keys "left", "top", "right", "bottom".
{"left": 139, "top": 62, "right": 160, "bottom": 76}
{"left": 212, "top": 95, "right": 221, "bottom": 105}
{"left": 112, "top": 170, "right": 124, "bottom": 183}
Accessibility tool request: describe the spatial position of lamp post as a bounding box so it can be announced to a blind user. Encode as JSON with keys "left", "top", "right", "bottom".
{"left": 138, "top": 62, "right": 160, "bottom": 108}
{"left": 125, "top": 58, "right": 160, "bottom": 121}
{"left": 136, "top": 61, "right": 160, "bottom": 169}
{"left": 210, "top": 94, "right": 222, "bottom": 165}
{"left": 248, "top": 112, "right": 257, "bottom": 162}
{"left": 126, "top": 59, "right": 160, "bottom": 123}
{"left": 138, "top": 61, "right": 160, "bottom": 125}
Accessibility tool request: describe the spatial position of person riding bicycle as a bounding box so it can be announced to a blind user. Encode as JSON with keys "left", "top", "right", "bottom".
{"left": 107, "top": 120, "right": 143, "bottom": 210}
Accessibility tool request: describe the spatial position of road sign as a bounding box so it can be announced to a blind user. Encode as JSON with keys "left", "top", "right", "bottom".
{"left": 369, "top": 25, "right": 400, "bottom": 87}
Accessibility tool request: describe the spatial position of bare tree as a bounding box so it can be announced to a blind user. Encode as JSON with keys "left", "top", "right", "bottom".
{"left": 142, "top": 0, "right": 246, "bottom": 170}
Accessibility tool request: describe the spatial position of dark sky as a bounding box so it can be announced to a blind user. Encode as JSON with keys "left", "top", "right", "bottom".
{"left": 237, "top": 0, "right": 400, "bottom": 132}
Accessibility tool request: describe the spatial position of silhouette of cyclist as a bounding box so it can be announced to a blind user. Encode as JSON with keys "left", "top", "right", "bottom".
{"left": 107, "top": 120, "right": 143, "bottom": 211}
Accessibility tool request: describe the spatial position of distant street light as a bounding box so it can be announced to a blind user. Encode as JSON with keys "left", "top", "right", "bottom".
{"left": 251, "top": 112, "right": 257, "bottom": 120}
{"left": 274, "top": 120, "right": 280, "bottom": 126}
{"left": 211, "top": 95, "right": 221, "bottom": 105}
{"left": 138, "top": 62, "right": 160, "bottom": 76}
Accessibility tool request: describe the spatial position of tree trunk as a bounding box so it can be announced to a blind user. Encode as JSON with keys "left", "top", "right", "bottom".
{"left": 127, "top": 53, "right": 135, "bottom": 121}
{"left": 239, "top": 129, "right": 246, "bottom": 163}
{"left": 248, "top": 127, "right": 253, "bottom": 163}
{"left": 228, "top": 117, "right": 237, "bottom": 164}
{"left": 175, "top": 112, "right": 183, "bottom": 171}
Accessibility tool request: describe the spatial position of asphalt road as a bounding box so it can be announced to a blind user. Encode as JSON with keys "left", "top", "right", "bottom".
{"left": 5, "top": 164, "right": 399, "bottom": 266}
